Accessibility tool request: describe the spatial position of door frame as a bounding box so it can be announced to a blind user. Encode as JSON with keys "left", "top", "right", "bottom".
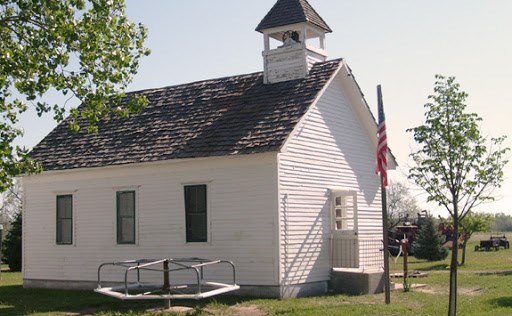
{"left": 330, "top": 189, "right": 359, "bottom": 268}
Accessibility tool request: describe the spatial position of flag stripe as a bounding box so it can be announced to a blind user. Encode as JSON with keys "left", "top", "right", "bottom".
{"left": 376, "top": 85, "right": 388, "bottom": 187}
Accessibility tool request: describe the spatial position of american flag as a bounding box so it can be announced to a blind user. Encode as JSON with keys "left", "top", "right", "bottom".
{"left": 376, "top": 85, "right": 388, "bottom": 187}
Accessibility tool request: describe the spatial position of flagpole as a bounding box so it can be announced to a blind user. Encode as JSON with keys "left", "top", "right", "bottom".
{"left": 377, "top": 85, "right": 391, "bottom": 304}
{"left": 381, "top": 174, "right": 391, "bottom": 304}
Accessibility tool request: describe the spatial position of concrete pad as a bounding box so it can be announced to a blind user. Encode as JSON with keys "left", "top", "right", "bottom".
{"left": 330, "top": 269, "right": 384, "bottom": 295}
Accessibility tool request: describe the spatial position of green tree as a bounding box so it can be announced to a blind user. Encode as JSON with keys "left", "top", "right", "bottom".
{"left": 459, "top": 211, "right": 492, "bottom": 265}
{"left": 493, "top": 212, "right": 512, "bottom": 232}
{"left": 414, "top": 215, "right": 449, "bottom": 261}
{"left": 0, "top": 0, "right": 150, "bottom": 191}
{"left": 407, "top": 75, "right": 509, "bottom": 316}
{"left": 1, "top": 212, "right": 22, "bottom": 271}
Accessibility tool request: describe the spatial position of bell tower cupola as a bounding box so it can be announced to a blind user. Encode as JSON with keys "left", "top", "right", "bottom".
{"left": 256, "top": 0, "right": 332, "bottom": 84}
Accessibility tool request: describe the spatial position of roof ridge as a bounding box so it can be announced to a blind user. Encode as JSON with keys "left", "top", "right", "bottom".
{"left": 127, "top": 59, "right": 343, "bottom": 96}
{"left": 295, "top": 0, "right": 308, "bottom": 22}
{"left": 298, "top": 0, "right": 331, "bottom": 31}
{"left": 125, "top": 71, "right": 264, "bottom": 96}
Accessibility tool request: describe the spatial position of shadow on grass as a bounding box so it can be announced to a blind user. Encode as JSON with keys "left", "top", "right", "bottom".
{"left": 488, "top": 296, "right": 512, "bottom": 308}
{"left": 477, "top": 270, "right": 512, "bottom": 276}
{"left": 0, "top": 283, "right": 257, "bottom": 316}
{"left": 0, "top": 284, "right": 134, "bottom": 316}
{"left": 412, "top": 264, "right": 449, "bottom": 271}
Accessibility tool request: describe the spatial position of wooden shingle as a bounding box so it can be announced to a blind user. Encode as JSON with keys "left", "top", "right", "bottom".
{"left": 255, "top": 0, "right": 332, "bottom": 33}
{"left": 30, "top": 59, "right": 342, "bottom": 171}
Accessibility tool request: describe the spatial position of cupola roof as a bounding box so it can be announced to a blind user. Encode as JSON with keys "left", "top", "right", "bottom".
{"left": 255, "top": 0, "right": 332, "bottom": 33}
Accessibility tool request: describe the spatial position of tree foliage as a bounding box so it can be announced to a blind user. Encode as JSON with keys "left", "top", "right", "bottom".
{"left": 493, "top": 212, "right": 512, "bottom": 232}
{"left": 407, "top": 75, "right": 509, "bottom": 316}
{"left": 387, "top": 180, "right": 421, "bottom": 229}
{"left": 0, "top": 0, "right": 150, "bottom": 191}
{"left": 1, "top": 211, "right": 22, "bottom": 271}
{"left": 414, "top": 215, "right": 449, "bottom": 261}
{"left": 458, "top": 211, "right": 492, "bottom": 265}
{"left": 408, "top": 76, "right": 509, "bottom": 215}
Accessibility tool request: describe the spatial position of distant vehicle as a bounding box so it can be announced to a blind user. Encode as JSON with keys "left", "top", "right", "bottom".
{"left": 475, "top": 235, "right": 509, "bottom": 251}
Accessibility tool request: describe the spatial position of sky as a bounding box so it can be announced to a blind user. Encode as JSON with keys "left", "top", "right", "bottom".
{"left": 16, "top": 0, "right": 512, "bottom": 216}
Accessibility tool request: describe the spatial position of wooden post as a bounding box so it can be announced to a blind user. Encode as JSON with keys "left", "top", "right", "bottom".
{"left": 401, "top": 238, "right": 410, "bottom": 292}
{"left": 163, "top": 260, "right": 171, "bottom": 309}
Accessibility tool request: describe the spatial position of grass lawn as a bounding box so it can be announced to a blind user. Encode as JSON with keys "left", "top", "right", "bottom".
{"left": 1, "top": 233, "right": 511, "bottom": 315}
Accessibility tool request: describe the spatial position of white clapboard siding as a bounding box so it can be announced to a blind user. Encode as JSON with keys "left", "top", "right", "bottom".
{"left": 263, "top": 44, "right": 326, "bottom": 84}
{"left": 264, "top": 46, "right": 307, "bottom": 84}
{"left": 23, "top": 153, "right": 279, "bottom": 287}
{"left": 278, "top": 73, "right": 383, "bottom": 285}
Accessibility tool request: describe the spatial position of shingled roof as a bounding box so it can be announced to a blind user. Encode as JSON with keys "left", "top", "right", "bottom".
{"left": 256, "top": 0, "right": 332, "bottom": 33}
{"left": 29, "top": 59, "right": 342, "bottom": 171}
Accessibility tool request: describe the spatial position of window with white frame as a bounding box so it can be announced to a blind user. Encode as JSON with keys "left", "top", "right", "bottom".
{"left": 331, "top": 190, "right": 357, "bottom": 232}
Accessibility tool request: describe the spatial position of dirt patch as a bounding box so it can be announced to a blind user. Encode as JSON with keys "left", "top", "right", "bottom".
{"left": 65, "top": 303, "right": 265, "bottom": 316}
{"left": 413, "top": 285, "right": 484, "bottom": 296}
{"left": 459, "top": 287, "right": 484, "bottom": 296}
{"left": 145, "top": 306, "right": 196, "bottom": 315}
{"left": 65, "top": 308, "right": 99, "bottom": 316}
{"left": 203, "top": 304, "right": 265, "bottom": 316}
{"left": 228, "top": 304, "right": 266, "bottom": 316}
{"left": 414, "top": 285, "right": 446, "bottom": 295}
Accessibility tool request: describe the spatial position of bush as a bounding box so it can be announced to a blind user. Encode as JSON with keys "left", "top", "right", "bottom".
{"left": 414, "top": 215, "right": 449, "bottom": 261}
{"left": 1, "top": 212, "right": 22, "bottom": 271}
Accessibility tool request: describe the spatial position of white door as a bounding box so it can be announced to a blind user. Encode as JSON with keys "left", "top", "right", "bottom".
{"left": 330, "top": 190, "right": 359, "bottom": 268}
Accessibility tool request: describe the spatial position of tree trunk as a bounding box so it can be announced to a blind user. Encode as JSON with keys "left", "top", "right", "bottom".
{"left": 460, "top": 234, "right": 469, "bottom": 266}
{"left": 448, "top": 208, "right": 459, "bottom": 316}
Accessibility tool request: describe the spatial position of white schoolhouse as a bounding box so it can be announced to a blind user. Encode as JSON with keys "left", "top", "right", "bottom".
{"left": 22, "top": 0, "right": 395, "bottom": 298}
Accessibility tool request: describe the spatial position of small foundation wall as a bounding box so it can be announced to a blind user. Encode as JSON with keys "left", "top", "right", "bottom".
{"left": 24, "top": 278, "right": 328, "bottom": 299}
{"left": 329, "top": 269, "right": 384, "bottom": 295}
{"left": 24, "top": 278, "right": 98, "bottom": 290}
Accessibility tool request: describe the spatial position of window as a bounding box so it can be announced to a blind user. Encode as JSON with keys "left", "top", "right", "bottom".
{"left": 184, "top": 184, "right": 208, "bottom": 243}
{"left": 331, "top": 190, "right": 357, "bottom": 232}
{"left": 117, "top": 191, "right": 136, "bottom": 244}
{"left": 56, "top": 195, "right": 73, "bottom": 244}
